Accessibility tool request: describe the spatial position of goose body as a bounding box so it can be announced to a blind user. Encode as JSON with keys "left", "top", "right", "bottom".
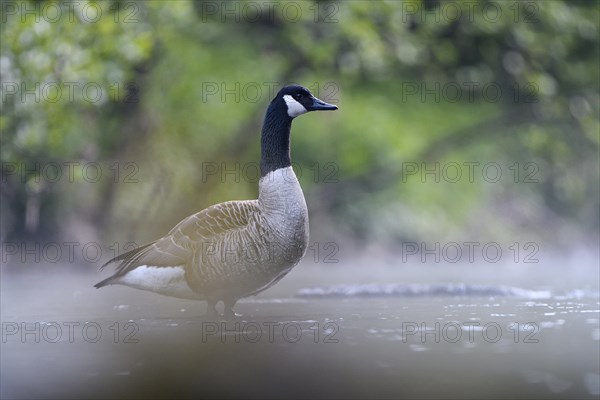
{"left": 95, "top": 84, "right": 337, "bottom": 316}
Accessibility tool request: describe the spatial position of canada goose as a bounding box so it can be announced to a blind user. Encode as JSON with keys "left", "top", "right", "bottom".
{"left": 95, "top": 84, "right": 338, "bottom": 317}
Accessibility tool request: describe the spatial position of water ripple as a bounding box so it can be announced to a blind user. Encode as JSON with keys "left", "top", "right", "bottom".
{"left": 297, "top": 283, "right": 554, "bottom": 299}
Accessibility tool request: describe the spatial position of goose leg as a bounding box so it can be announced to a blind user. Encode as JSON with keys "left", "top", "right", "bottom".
{"left": 223, "top": 298, "right": 241, "bottom": 318}
{"left": 205, "top": 299, "right": 218, "bottom": 319}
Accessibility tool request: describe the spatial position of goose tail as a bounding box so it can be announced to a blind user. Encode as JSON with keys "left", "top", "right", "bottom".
{"left": 94, "top": 276, "right": 114, "bottom": 289}
{"left": 99, "top": 242, "right": 157, "bottom": 271}
{"left": 95, "top": 241, "right": 157, "bottom": 289}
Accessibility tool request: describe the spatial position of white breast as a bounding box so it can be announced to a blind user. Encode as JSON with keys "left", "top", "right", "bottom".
{"left": 258, "top": 166, "right": 309, "bottom": 258}
{"left": 259, "top": 167, "right": 308, "bottom": 226}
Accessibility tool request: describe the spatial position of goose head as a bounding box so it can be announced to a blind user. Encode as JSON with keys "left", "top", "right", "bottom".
{"left": 275, "top": 84, "right": 338, "bottom": 118}
{"left": 260, "top": 84, "right": 337, "bottom": 177}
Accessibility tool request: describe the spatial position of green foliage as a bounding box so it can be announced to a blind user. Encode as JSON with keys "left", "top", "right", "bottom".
{"left": 1, "top": 0, "right": 598, "bottom": 247}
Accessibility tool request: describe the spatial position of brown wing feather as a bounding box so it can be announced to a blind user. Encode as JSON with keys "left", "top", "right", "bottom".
{"left": 97, "top": 200, "right": 259, "bottom": 282}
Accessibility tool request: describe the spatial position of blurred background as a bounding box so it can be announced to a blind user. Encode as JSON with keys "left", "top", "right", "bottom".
{"left": 1, "top": 1, "right": 599, "bottom": 399}
{"left": 2, "top": 0, "right": 598, "bottom": 251}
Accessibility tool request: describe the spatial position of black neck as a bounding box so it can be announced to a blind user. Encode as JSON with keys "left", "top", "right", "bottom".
{"left": 260, "top": 101, "right": 293, "bottom": 177}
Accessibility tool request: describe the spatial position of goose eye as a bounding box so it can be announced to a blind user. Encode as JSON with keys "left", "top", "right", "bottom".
{"left": 295, "top": 93, "right": 303, "bottom": 100}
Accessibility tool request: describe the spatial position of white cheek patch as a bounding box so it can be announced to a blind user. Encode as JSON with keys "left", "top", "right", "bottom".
{"left": 283, "top": 94, "right": 308, "bottom": 117}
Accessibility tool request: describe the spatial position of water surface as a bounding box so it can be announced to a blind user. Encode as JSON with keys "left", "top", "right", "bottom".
{"left": 2, "top": 259, "right": 598, "bottom": 399}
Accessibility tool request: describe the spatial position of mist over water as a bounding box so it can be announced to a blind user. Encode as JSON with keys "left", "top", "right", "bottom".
{"left": 2, "top": 0, "right": 598, "bottom": 398}
{"left": 2, "top": 248, "right": 598, "bottom": 399}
